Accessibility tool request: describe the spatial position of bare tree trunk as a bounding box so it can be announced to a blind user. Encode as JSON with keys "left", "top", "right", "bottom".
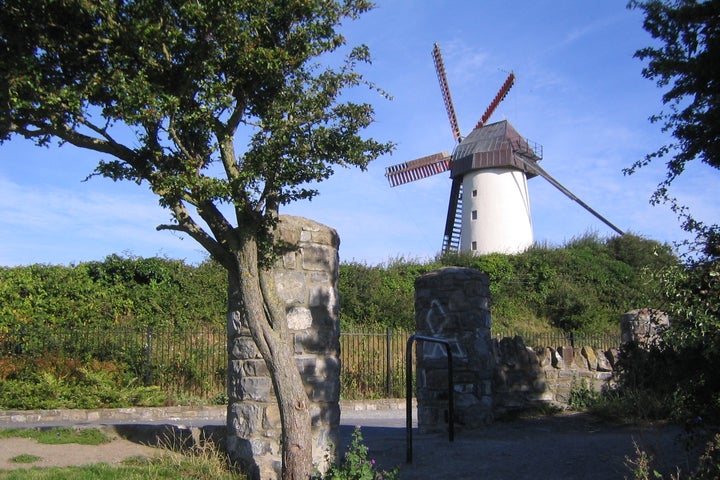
{"left": 228, "top": 239, "right": 313, "bottom": 480}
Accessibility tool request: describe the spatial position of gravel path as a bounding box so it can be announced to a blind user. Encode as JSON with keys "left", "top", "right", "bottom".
{"left": 0, "top": 409, "right": 693, "bottom": 479}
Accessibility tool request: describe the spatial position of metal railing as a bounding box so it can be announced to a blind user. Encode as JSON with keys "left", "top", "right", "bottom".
{"left": 406, "top": 335, "right": 454, "bottom": 463}
{"left": 1, "top": 324, "right": 620, "bottom": 401}
{"left": 339, "top": 327, "right": 412, "bottom": 399}
{"left": 1, "top": 324, "right": 227, "bottom": 400}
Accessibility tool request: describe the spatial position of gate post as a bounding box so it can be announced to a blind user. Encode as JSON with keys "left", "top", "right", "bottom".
{"left": 414, "top": 267, "right": 494, "bottom": 433}
{"left": 226, "top": 216, "right": 341, "bottom": 479}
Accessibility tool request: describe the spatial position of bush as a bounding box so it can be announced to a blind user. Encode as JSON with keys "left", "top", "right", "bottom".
{"left": 0, "top": 355, "right": 166, "bottom": 409}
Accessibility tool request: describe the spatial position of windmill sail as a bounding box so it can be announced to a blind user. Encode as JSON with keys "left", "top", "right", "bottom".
{"left": 475, "top": 73, "right": 515, "bottom": 130}
{"left": 432, "top": 43, "right": 462, "bottom": 142}
{"left": 385, "top": 152, "right": 451, "bottom": 187}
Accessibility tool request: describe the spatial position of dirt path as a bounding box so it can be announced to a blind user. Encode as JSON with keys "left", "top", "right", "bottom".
{"left": 0, "top": 435, "right": 162, "bottom": 470}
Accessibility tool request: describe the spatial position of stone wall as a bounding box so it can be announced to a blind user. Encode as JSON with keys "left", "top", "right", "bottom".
{"left": 411, "top": 267, "right": 644, "bottom": 426}
{"left": 492, "top": 336, "right": 618, "bottom": 414}
{"left": 226, "top": 216, "right": 340, "bottom": 480}
{"left": 414, "top": 267, "right": 494, "bottom": 433}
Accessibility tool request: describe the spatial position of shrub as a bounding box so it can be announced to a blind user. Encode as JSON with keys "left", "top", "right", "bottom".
{"left": 314, "top": 427, "right": 398, "bottom": 480}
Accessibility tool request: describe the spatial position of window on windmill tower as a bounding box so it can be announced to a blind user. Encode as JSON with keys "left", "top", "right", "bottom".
{"left": 472, "top": 241, "right": 477, "bottom": 251}
{"left": 471, "top": 210, "right": 478, "bottom": 220}
{"left": 472, "top": 189, "right": 477, "bottom": 197}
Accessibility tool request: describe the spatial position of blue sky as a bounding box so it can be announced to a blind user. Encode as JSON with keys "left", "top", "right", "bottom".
{"left": 1, "top": 0, "right": 719, "bottom": 267}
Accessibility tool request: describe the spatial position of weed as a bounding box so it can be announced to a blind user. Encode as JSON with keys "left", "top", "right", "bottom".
{"left": 624, "top": 441, "right": 666, "bottom": 480}
{"left": 313, "top": 427, "right": 398, "bottom": 480}
{"left": 568, "top": 378, "right": 599, "bottom": 411}
{"left": 8, "top": 454, "right": 41, "bottom": 464}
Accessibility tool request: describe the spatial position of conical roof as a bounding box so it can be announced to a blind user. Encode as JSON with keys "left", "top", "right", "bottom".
{"left": 450, "top": 120, "right": 542, "bottom": 179}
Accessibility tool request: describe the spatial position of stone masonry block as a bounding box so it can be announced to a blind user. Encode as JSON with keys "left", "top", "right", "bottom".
{"left": 295, "top": 355, "right": 317, "bottom": 376}
{"left": 243, "top": 359, "right": 269, "bottom": 377}
{"left": 312, "top": 402, "right": 340, "bottom": 427}
{"left": 309, "top": 378, "right": 340, "bottom": 403}
{"left": 309, "top": 285, "right": 337, "bottom": 308}
{"left": 262, "top": 404, "right": 282, "bottom": 431}
{"left": 229, "top": 359, "right": 244, "bottom": 376}
{"left": 581, "top": 346, "right": 598, "bottom": 371}
{"left": 231, "top": 337, "right": 262, "bottom": 360}
{"left": 301, "top": 244, "right": 337, "bottom": 272}
{"left": 229, "top": 402, "right": 263, "bottom": 438}
{"left": 573, "top": 348, "right": 589, "bottom": 370}
{"left": 308, "top": 227, "right": 339, "bottom": 248}
{"left": 274, "top": 271, "right": 307, "bottom": 305}
{"left": 596, "top": 351, "right": 613, "bottom": 372}
{"left": 287, "top": 306, "right": 313, "bottom": 330}
{"left": 559, "top": 346, "right": 574, "bottom": 368}
{"left": 240, "top": 377, "right": 274, "bottom": 403}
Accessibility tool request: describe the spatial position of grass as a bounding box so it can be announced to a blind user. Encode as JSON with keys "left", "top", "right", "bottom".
{"left": 0, "top": 428, "right": 110, "bottom": 446}
{"left": 7, "top": 455, "right": 41, "bottom": 465}
{"left": 0, "top": 460, "right": 231, "bottom": 479}
{"left": 0, "top": 453, "right": 240, "bottom": 480}
{"left": 0, "top": 428, "right": 241, "bottom": 480}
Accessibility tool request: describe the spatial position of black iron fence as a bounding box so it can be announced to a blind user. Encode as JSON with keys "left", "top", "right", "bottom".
{"left": 1, "top": 324, "right": 227, "bottom": 400}
{"left": 340, "top": 327, "right": 412, "bottom": 399}
{"left": 1, "top": 324, "right": 620, "bottom": 401}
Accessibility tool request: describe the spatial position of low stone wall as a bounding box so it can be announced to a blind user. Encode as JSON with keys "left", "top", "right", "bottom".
{"left": 493, "top": 336, "right": 619, "bottom": 413}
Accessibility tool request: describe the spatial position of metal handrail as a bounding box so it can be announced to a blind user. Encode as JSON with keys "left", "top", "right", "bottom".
{"left": 406, "top": 334, "right": 455, "bottom": 463}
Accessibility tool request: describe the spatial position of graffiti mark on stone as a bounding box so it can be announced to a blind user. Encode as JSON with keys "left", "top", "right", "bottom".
{"left": 422, "top": 299, "right": 466, "bottom": 359}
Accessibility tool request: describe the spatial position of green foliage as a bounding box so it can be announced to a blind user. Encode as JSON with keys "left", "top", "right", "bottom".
{"left": 0, "top": 451, "right": 238, "bottom": 480}
{"left": 567, "top": 379, "right": 600, "bottom": 411}
{"left": 0, "top": 255, "right": 226, "bottom": 330}
{"left": 339, "top": 258, "right": 438, "bottom": 330}
{"left": 313, "top": 428, "right": 398, "bottom": 480}
{"left": 435, "top": 233, "right": 675, "bottom": 334}
{"left": 626, "top": 434, "right": 720, "bottom": 480}
{"left": 624, "top": 442, "right": 665, "bottom": 480}
{"left": 690, "top": 434, "right": 720, "bottom": 480}
{"left": 0, "top": 357, "right": 167, "bottom": 410}
{"left": 0, "top": 0, "right": 392, "bottom": 269}
{"left": 1, "top": 234, "right": 673, "bottom": 337}
{"left": 611, "top": 258, "right": 720, "bottom": 424}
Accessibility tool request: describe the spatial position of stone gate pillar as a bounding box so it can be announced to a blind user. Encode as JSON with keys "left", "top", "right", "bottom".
{"left": 414, "top": 267, "right": 494, "bottom": 433}
{"left": 621, "top": 308, "right": 669, "bottom": 347}
{"left": 226, "top": 216, "right": 340, "bottom": 479}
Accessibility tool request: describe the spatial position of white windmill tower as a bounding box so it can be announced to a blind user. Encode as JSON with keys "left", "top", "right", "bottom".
{"left": 385, "top": 44, "right": 624, "bottom": 255}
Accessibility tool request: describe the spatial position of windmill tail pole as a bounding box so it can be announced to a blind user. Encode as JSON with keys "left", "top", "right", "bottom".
{"left": 517, "top": 156, "right": 625, "bottom": 236}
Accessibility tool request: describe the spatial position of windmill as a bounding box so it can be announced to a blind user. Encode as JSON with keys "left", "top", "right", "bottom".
{"left": 385, "top": 44, "right": 624, "bottom": 255}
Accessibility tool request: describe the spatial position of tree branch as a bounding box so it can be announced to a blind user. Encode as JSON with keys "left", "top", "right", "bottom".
{"left": 49, "top": 123, "right": 139, "bottom": 165}
{"left": 159, "top": 200, "right": 232, "bottom": 266}
{"left": 168, "top": 115, "right": 198, "bottom": 165}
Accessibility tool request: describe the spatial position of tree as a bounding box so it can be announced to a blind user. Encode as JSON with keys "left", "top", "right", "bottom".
{"left": 626, "top": 0, "right": 720, "bottom": 247}
{"left": 620, "top": 0, "right": 720, "bottom": 424}
{"left": 0, "top": 1, "right": 392, "bottom": 478}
